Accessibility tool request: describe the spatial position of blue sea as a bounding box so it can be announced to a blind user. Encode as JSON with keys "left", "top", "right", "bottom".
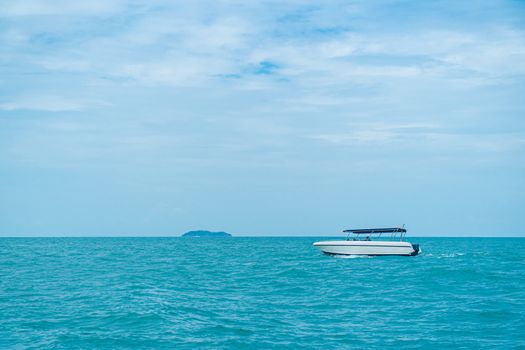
{"left": 1, "top": 237, "right": 524, "bottom": 349}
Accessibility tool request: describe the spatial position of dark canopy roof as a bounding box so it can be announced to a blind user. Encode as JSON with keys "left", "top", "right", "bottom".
{"left": 343, "top": 227, "right": 406, "bottom": 234}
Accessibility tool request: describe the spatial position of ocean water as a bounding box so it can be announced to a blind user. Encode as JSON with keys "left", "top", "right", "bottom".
{"left": 0, "top": 237, "right": 524, "bottom": 349}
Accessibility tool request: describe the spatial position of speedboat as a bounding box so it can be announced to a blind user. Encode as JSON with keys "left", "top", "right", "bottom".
{"left": 313, "top": 227, "right": 420, "bottom": 256}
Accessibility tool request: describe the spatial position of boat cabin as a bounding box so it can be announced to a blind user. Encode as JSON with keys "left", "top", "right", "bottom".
{"left": 343, "top": 227, "right": 407, "bottom": 241}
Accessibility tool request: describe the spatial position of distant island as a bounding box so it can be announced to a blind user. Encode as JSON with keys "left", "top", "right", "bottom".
{"left": 182, "top": 230, "right": 232, "bottom": 237}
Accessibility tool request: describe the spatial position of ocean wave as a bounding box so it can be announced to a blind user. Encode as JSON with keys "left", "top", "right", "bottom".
{"left": 1, "top": 237, "right": 523, "bottom": 349}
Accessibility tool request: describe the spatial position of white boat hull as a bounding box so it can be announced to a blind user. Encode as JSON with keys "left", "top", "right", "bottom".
{"left": 313, "top": 240, "right": 419, "bottom": 256}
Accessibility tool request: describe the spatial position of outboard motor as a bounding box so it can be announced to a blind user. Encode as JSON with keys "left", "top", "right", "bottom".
{"left": 410, "top": 244, "right": 420, "bottom": 256}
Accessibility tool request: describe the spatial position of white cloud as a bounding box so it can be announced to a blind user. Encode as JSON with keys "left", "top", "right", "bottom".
{"left": 38, "top": 58, "right": 91, "bottom": 72}
{"left": 311, "top": 121, "right": 525, "bottom": 153}
{"left": 421, "top": 132, "right": 525, "bottom": 152}
{"left": 0, "top": 0, "right": 124, "bottom": 17}
{"left": 120, "top": 55, "right": 236, "bottom": 86}
{"left": 4, "top": 0, "right": 522, "bottom": 91}
{"left": 0, "top": 96, "right": 106, "bottom": 112}
{"left": 312, "top": 122, "right": 442, "bottom": 144}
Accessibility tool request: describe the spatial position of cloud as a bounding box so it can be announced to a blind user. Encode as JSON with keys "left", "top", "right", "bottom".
{"left": 1, "top": 1, "right": 524, "bottom": 153}
{"left": 3, "top": 0, "right": 523, "bottom": 92}
{"left": 37, "top": 58, "right": 91, "bottom": 72}
{"left": 312, "top": 122, "right": 441, "bottom": 144}
{"left": 0, "top": 0, "right": 124, "bottom": 17}
{"left": 0, "top": 96, "right": 105, "bottom": 112}
{"left": 311, "top": 122, "right": 525, "bottom": 153}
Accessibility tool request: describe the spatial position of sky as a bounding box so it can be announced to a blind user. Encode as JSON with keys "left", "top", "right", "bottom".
{"left": 1, "top": 0, "right": 524, "bottom": 236}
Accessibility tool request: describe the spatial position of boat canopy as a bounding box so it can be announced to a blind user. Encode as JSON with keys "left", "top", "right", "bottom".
{"left": 343, "top": 227, "right": 406, "bottom": 234}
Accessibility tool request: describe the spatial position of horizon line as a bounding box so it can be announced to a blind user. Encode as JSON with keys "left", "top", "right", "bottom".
{"left": 0, "top": 235, "right": 524, "bottom": 238}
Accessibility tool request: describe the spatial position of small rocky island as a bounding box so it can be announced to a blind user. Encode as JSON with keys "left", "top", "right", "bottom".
{"left": 182, "top": 230, "right": 232, "bottom": 237}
